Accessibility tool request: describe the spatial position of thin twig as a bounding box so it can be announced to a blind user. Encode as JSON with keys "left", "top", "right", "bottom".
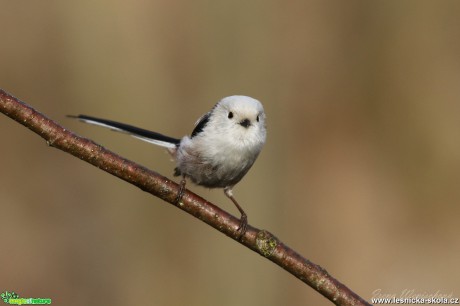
{"left": 0, "top": 89, "right": 371, "bottom": 306}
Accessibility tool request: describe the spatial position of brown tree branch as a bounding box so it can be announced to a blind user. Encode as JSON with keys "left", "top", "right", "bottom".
{"left": 0, "top": 88, "right": 371, "bottom": 306}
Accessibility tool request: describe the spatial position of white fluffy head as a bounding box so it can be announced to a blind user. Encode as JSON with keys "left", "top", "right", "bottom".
{"left": 210, "top": 95, "right": 266, "bottom": 147}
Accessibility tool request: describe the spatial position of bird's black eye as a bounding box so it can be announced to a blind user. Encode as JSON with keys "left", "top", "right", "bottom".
{"left": 228, "top": 112, "right": 234, "bottom": 119}
{"left": 256, "top": 115, "right": 260, "bottom": 122}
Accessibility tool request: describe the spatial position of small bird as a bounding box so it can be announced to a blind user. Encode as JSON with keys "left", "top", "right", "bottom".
{"left": 69, "top": 95, "right": 267, "bottom": 238}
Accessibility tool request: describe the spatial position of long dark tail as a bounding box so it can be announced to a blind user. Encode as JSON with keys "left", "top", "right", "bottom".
{"left": 68, "top": 114, "right": 180, "bottom": 148}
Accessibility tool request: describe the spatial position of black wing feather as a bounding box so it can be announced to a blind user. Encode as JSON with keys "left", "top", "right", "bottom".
{"left": 191, "top": 112, "right": 211, "bottom": 138}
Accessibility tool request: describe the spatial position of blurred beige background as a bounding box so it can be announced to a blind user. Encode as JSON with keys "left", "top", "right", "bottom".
{"left": 1, "top": 1, "right": 459, "bottom": 305}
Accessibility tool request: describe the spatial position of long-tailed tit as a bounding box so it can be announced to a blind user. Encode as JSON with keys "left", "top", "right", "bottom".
{"left": 69, "top": 95, "right": 266, "bottom": 237}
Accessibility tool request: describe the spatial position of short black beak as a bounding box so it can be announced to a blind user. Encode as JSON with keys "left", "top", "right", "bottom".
{"left": 239, "top": 118, "right": 251, "bottom": 128}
